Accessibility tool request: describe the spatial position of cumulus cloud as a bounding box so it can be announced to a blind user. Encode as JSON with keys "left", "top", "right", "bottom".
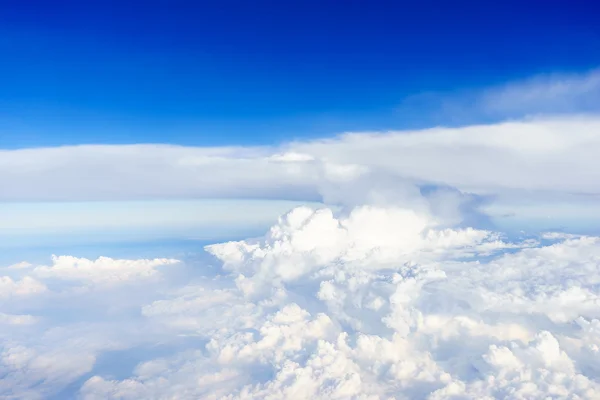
{"left": 205, "top": 206, "right": 521, "bottom": 298}
{"left": 32, "top": 255, "right": 179, "bottom": 285}
{"left": 0, "top": 276, "right": 47, "bottom": 297}
{"left": 0, "top": 344, "right": 97, "bottom": 399}
{"left": 0, "top": 205, "right": 576, "bottom": 399}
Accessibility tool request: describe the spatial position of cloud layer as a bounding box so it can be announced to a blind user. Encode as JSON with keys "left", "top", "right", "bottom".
{"left": 3, "top": 116, "right": 600, "bottom": 204}
{"left": 2, "top": 204, "right": 600, "bottom": 398}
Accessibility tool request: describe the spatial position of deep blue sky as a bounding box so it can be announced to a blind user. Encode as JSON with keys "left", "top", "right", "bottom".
{"left": 1, "top": 0, "right": 599, "bottom": 148}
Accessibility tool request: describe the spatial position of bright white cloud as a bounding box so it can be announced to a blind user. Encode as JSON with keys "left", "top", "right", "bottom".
{"left": 32, "top": 255, "right": 179, "bottom": 285}
{"left": 206, "top": 206, "right": 520, "bottom": 297}
{"left": 0, "top": 276, "right": 47, "bottom": 298}
{"left": 296, "top": 117, "right": 600, "bottom": 196}
{"left": 5, "top": 261, "right": 33, "bottom": 270}
{"left": 2, "top": 117, "right": 600, "bottom": 206}
{"left": 12, "top": 205, "right": 583, "bottom": 399}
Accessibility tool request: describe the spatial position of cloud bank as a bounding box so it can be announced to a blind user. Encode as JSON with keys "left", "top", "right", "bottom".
{"left": 3, "top": 116, "right": 600, "bottom": 204}
{"left": 4, "top": 116, "right": 600, "bottom": 236}
{"left": 2, "top": 204, "right": 600, "bottom": 398}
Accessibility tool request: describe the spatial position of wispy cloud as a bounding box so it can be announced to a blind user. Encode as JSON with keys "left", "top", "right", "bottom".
{"left": 481, "top": 68, "right": 600, "bottom": 116}
{"left": 396, "top": 68, "right": 600, "bottom": 124}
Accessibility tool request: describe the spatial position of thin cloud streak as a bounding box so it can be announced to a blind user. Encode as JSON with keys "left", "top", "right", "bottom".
{"left": 481, "top": 68, "right": 600, "bottom": 116}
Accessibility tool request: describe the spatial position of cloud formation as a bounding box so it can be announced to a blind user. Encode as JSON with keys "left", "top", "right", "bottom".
{"left": 32, "top": 255, "right": 179, "bottom": 285}
{"left": 0, "top": 276, "right": 47, "bottom": 298}
{"left": 397, "top": 68, "right": 600, "bottom": 125}
{"left": 2, "top": 116, "right": 600, "bottom": 205}
{"left": 2, "top": 204, "right": 600, "bottom": 398}
{"left": 3, "top": 79, "right": 600, "bottom": 396}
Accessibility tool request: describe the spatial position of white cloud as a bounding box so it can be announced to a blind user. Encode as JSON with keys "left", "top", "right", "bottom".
{"left": 0, "top": 144, "right": 320, "bottom": 202}
{"left": 79, "top": 353, "right": 250, "bottom": 400}
{"left": 5, "top": 261, "right": 33, "bottom": 270}
{"left": 140, "top": 285, "right": 258, "bottom": 334}
{"left": 206, "top": 205, "right": 523, "bottom": 294}
{"left": 67, "top": 204, "right": 600, "bottom": 399}
{"left": 32, "top": 255, "right": 179, "bottom": 285}
{"left": 0, "top": 344, "right": 96, "bottom": 399}
{"left": 296, "top": 117, "right": 600, "bottom": 196}
{"left": 2, "top": 117, "right": 600, "bottom": 206}
{"left": 429, "top": 331, "right": 600, "bottom": 399}
{"left": 457, "top": 235, "right": 600, "bottom": 324}
{"left": 5, "top": 116, "right": 600, "bottom": 242}
{"left": 0, "top": 276, "right": 47, "bottom": 297}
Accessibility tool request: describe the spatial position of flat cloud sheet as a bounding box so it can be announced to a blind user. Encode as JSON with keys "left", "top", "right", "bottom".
{"left": 2, "top": 204, "right": 600, "bottom": 399}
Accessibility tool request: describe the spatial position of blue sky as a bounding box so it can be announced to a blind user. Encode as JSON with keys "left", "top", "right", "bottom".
{"left": 1, "top": 0, "right": 599, "bottom": 148}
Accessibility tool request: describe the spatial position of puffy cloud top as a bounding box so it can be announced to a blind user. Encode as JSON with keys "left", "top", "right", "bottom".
{"left": 1, "top": 204, "right": 600, "bottom": 398}
{"left": 32, "top": 256, "right": 179, "bottom": 285}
